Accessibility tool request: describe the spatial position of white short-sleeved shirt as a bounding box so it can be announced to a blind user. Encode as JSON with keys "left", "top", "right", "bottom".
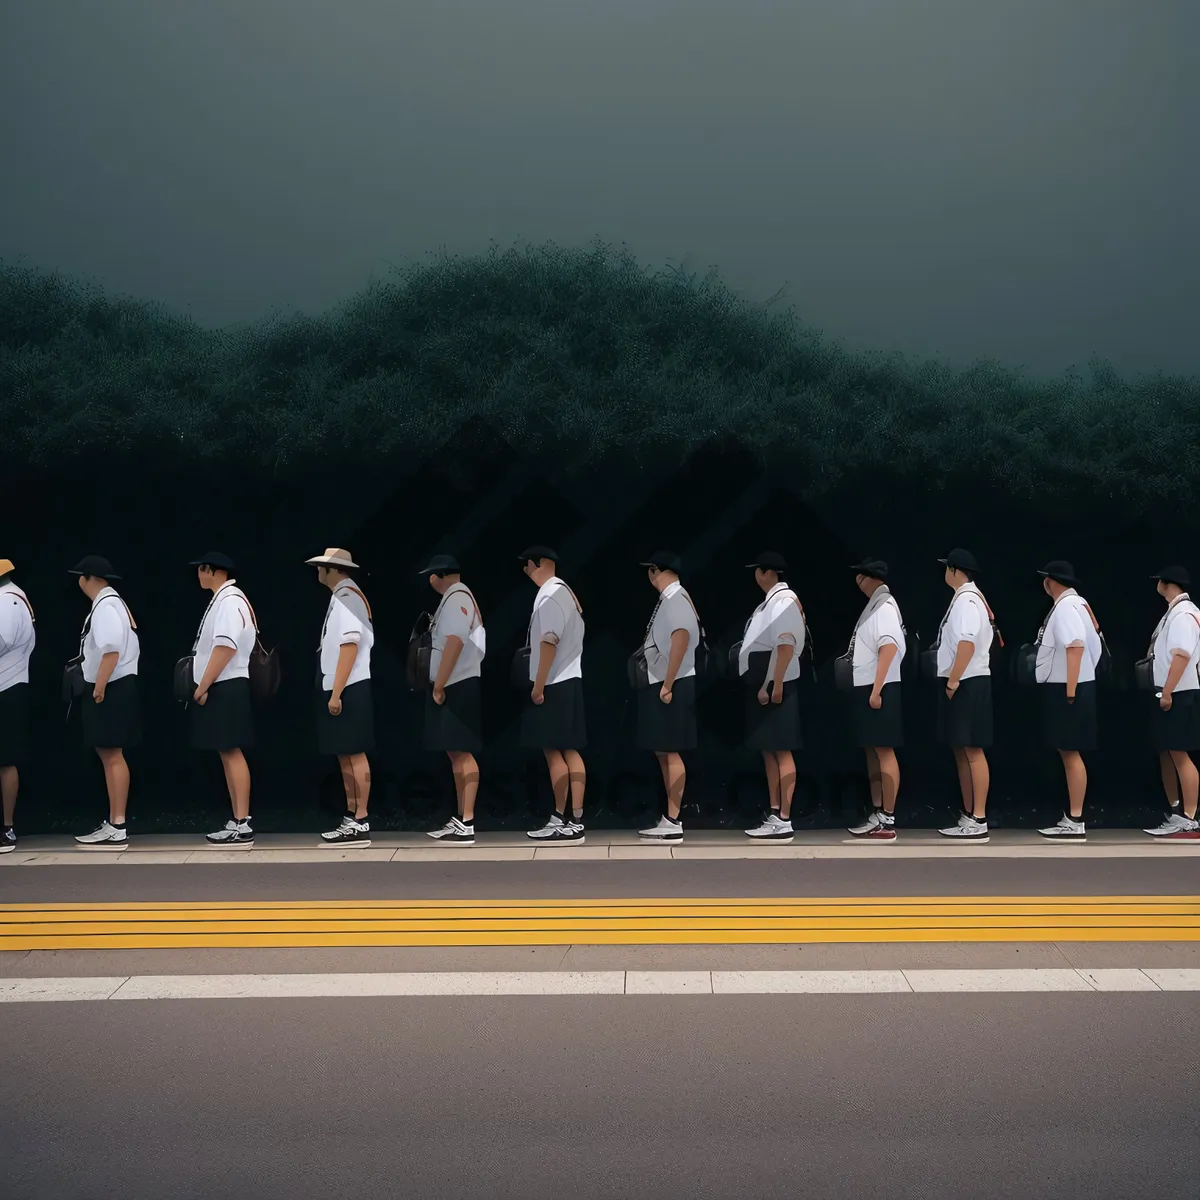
{"left": 1152, "top": 596, "right": 1200, "bottom": 692}
{"left": 738, "top": 583, "right": 806, "bottom": 682}
{"left": 935, "top": 582, "right": 993, "bottom": 680}
{"left": 82, "top": 587, "right": 140, "bottom": 683}
{"left": 320, "top": 584, "right": 374, "bottom": 691}
{"left": 192, "top": 582, "right": 257, "bottom": 684}
{"left": 0, "top": 582, "right": 36, "bottom": 691}
{"left": 430, "top": 584, "right": 486, "bottom": 685}
{"left": 851, "top": 594, "right": 906, "bottom": 688}
{"left": 645, "top": 580, "right": 699, "bottom": 684}
{"left": 1035, "top": 590, "right": 1102, "bottom": 684}
{"left": 529, "top": 576, "right": 584, "bottom": 684}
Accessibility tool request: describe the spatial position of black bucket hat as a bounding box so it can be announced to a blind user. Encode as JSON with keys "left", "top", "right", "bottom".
{"left": 639, "top": 551, "right": 683, "bottom": 574}
{"left": 938, "top": 548, "right": 979, "bottom": 574}
{"left": 1038, "top": 560, "right": 1080, "bottom": 588}
{"left": 68, "top": 555, "right": 121, "bottom": 581}
{"left": 188, "top": 551, "right": 236, "bottom": 572}
{"left": 745, "top": 551, "right": 787, "bottom": 573}
{"left": 850, "top": 558, "right": 888, "bottom": 581}
{"left": 417, "top": 554, "right": 462, "bottom": 576}
{"left": 1152, "top": 565, "right": 1191, "bottom": 590}
{"left": 517, "top": 545, "right": 559, "bottom": 566}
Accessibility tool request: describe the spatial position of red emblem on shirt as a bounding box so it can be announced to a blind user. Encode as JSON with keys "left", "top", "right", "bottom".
{"left": 461, "top": 606, "right": 468, "bottom": 615}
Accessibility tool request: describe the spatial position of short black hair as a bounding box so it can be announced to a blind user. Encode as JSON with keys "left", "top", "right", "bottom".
{"left": 0, "top": 570, "right": 13, "bottom": 586}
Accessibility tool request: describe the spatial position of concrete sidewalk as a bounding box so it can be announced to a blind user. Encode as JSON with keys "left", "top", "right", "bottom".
{"left": 3, "top": 827, "right": 1197, "bottom": 865}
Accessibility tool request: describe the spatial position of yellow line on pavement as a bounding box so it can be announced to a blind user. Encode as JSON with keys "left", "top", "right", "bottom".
{"left": 1, "top": 896, "right": 1197, "bottom": 949}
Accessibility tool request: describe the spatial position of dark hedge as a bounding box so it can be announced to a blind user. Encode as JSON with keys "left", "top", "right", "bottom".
{"left": 3, "top": 242, "right": 1197, "bottom": 506}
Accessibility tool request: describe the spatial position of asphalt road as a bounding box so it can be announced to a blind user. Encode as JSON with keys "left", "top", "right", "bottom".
{"left": 2, "top": 857, "right": 1197, "bottom": 904}
{"left": 4, "top": 992, "right": 1197, "bottom": 1200}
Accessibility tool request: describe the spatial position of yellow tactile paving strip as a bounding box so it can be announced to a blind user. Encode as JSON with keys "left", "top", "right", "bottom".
{"left": 2, "top": 896, "right": 1198, "bottom": 949}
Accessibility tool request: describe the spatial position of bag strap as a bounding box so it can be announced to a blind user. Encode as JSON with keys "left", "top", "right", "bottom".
{"left": 8, "top": 591, "right": 35, "bottom": 624}
{"left": 339, "top": 585, "right": 373, "bottom": 622}
{"left": 437, "top": 584, "right": 482, "bottom": 632}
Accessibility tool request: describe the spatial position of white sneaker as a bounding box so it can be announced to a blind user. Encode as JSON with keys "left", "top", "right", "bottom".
{"left": 74, "top": 820, "right": 128, "bottom": 850}
{"left": 1143, "top": 811, "right": 1200, "bottom": 840}
{"left": 427, "top": 817, "right": 475, "bottom": 845}
{"left": 1038, "top": 815, "right": 1086, "bottom": 840}
{"left": 557, "top": 820, "right": 586, "bottom": 844}
{"left": 939, "top": 818, "right": 989, "bottom": 842}
{"left": 206, "top": 820, "right": 254, "bottom": 847}
{"left": 638, "top": 815, "right": 683, "bottom": 842}
{"left": 745, "top": 813, "right": 794, "bottom": 842}
{"left": 320, "top": 818, "right": 371, "bottom": 847}
{"left": 527, "top": 814, "right": 565, "bottom": 840}
{"left": 0, "top": 828, "right": 15, "bottom": 854}
{"left": 848, "top": 810, "right": 883, "bottom": 837}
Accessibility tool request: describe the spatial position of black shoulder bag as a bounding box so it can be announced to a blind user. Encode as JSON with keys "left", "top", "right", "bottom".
{"left": 406, "top": 612, "right": 432, "bottom": 692}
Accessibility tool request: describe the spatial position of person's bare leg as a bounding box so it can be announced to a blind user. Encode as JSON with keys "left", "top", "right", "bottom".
{"left": 864, "top": 747, "right": 883, "bottom": 811}
{"left": 220, "top": 749, "right": 251, "bottom": 821}
{"left": 875, "top": 747, "right": 899, "bottom": 815}
{"left": 663, "top": 752, "right": 686, "bottom": 819}
{"left": 776, "top": 751, "right": 797, "bottom": 822}
{"left": 340, "top": 753, "right": 370, "bottom": 820}
{"left": 1159, "top": 751, "right": 1181, "bottom": 811}
{"left": 762, "top": 752, "right": 781, "bottom": 814}
{"left": 446, "top": 752, "right": 463, "bottom": 818}
{"left": 1168, "top": 750, "right": 1199, "bottom": 820}
{"left": 953, "top": 747, "right": 972, "bottom": 815}
{"left": 964, "top": 747, "right": 990, "bottom": 820}
{"left": 543, "top": 749, "right": 569, "bottom": 816}
{"left": 0, "top": 765, "right": 17, "bottom": 827}
{"left": 1058, "top": 750, "right": 1087, "bottom": 819}
{"left": 96, "top": 748, "right": 129, "bottom": 823}
{"left": 562, "top": 749, "right": 586, "bottom": 819}
{"left": 451, "top": 752, "right": 479, "bottom": 824}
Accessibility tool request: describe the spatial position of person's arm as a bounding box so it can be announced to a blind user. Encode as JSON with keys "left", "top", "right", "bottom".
{"left": 946, "top": 641, "right": 973, "bottom": 697}
{"left": 1161, "top": 651, "right": 1190, "bottom": 709}
{"left": 328, "top": 642, "right": 359, "bottom": 714}
{"left": 91, "top": 603, "right": 124, "bottom": 702}
{"left": 661, "top": 628, "right": 690, "bottom": 701}
{"left": 196, "top": 597, "right": 242, "bottom": 701}
{"left": 195, "top": 646, "right": 236, "bottom": 702}
{"left": 93, "top": 651, "right": 119, "bottom": 701}
{"left": 871, "top": 643, "right": 898, "bottom": 705}
{"left": 532, "top": 595, "right": 565, "bottom": 703}
{"left": 533, "top": 639, "right": 557, "bottom": 703}
{"left": 433, "top": 636, "right": 463, "bottom": 703}
{"left": 764, "top": 642, "right": 795, "bottom": 704}
{"left": 1058, "top": 607, "right": 1087, "bottom": 702}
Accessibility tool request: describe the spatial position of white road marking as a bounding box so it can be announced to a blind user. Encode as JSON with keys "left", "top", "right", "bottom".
{"left": 0, "top": 968, "right": 1192, "bottom": 1002}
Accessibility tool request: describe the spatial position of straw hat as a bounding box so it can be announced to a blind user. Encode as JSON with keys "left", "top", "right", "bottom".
{"left": 305, "top": 547, "right": 360, "bottom": 570}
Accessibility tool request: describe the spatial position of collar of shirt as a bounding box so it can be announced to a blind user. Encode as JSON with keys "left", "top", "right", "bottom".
{"left": 535, "top": 575, "right": 565, "bottom": 604}
{"left": 661, "top": 580, "right": 682, "bottom": 600}
{"left": 91, "top": 586, "right": 119, "bottom": 610}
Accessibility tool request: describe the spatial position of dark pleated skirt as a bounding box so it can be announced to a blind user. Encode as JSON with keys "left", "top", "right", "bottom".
{"left": 1150, "top": 689, "right": 1200, "bottom": 753}
{"left": 0, "top": 682, "right": 31, "bottom": 765}
{"left": 521, "top": 677, "right": 587, "bottom": 750}
{"left": 936, "top": 675, "right": 993, "bottom": 748}
{"left": 316, "top": 679, "right": 375, "bottom": 757}
{"left": 424, "top": 676, "right": 482, "bottom": 754}
{"left": 1040, "top": 681, "right": 1097, "bottom": 752}
{"left": 853, "top": 682, "right": 903, "bottom": 749}
{"left": 635, "top": 676, "right": 697, "bottom": 752}
{"left": 81, "top": 675, "right": 142, "bottom": 750}
{"left": 742, "top": 652, "right": 802, "bottom": 751}
{"left": 190, "top": 677, "right": 255, "bottom": 752}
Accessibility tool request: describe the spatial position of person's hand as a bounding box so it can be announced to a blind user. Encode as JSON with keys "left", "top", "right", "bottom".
{"left": 757, "top": 687, "right": 770, "bottom": 706}
{"left": 328, "top": 695, "right": 343, "bottom": 716}
{"left": 771, "top": 686, "right": 784, "bottom": 706}
{"left": 93, "top": 684, "right": 106, "bottom": 704}
{"left": 1160, "top": 691, "right": 1174, "bottom": 712}
{"left": 432, "top": 685, "right": 446, "bottom": 706}
{"left": 869, "top": 690, "right": 882, "bottom": 710}
{"left": 531, "top": 685, "right": 545, "bottom": 706}
{"left": 659, "top": 684, "right": 673, "bottom": 704}
{"left": 945, "top": 679, "right": 959, "bottom": 701}
{"left": 193, "top": 686, "right": 208, "bottom": 706}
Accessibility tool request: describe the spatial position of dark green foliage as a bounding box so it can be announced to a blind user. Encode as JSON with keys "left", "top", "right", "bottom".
{"left": 2, "top": 243, "right": 1197, "bottom": 508}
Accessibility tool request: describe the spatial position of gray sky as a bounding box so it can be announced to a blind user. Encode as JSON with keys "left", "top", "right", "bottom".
{"left": 3, "top": 0, "right": 1196, "bottom": 374}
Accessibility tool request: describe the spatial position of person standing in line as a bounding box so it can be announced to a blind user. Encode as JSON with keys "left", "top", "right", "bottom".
{"left": 740, "top": 552, "right": 806, "bottom": 844}
{"left": 0, "top": 559, "right": 35, "bottom": 853}
{"left": 845, "top": 560, "right": 906, "bottom": 842}
{"left": 71, "top": 556, "right": 141, "bottom": 850}
{"left": 188, "top": 553, "right": 259, "bottom": 847}
{"left": 636, "top": 552, "right": 700, "bottom": 844}
{"left": 1142, "top": 566, "right": 1200, "bottom": 839}
{"left": 933, "top": 549, "right": 996, "bottom": 843}
{"left": 421, "top": 555, "right": 485, "bottom": 847}
{"left": 307, "top": 548, "right": 376, "bottom": 848}
{"left": 520, "top": 546, "right": 588, "bottom": 844}
{"left": 1033, "top": 561, "right": 1103, "bottom": 840}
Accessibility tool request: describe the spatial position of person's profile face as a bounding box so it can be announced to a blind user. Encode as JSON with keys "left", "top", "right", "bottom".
{"left": 944, "top": 566, "right": 955, "bottom": 589}
{"left": 1157, "top": 580, "right": 1168, "bottom": 600}
{"left": 1043, "top": 578, "right": 1053, "bottom": 597}
{"left": 77, "top": 575, "right": 87, "bottom": 595}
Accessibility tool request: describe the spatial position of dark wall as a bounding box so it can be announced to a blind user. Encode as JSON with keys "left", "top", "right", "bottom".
{"left": 7, "top": 438, "right": 1189, "bottom": 835}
